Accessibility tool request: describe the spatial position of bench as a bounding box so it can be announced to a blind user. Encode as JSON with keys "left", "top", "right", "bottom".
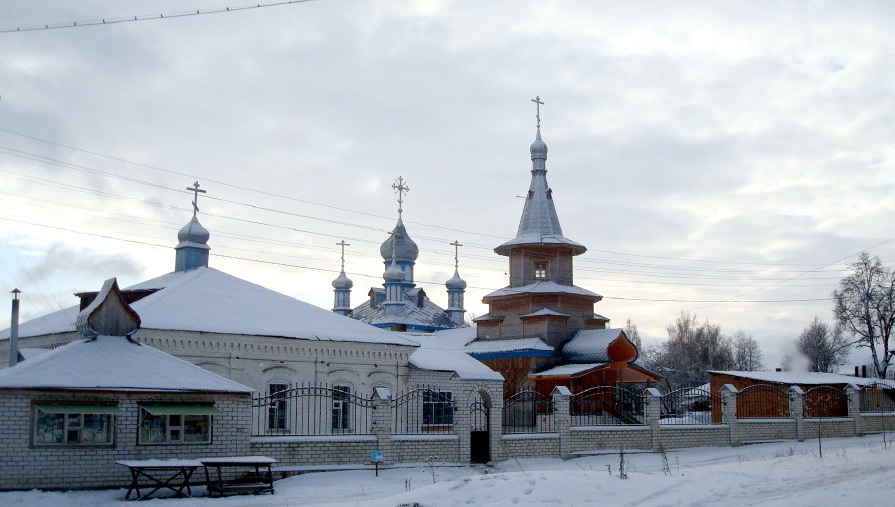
{"left": 200, "top": 456, "right": 277, "bottom": 497}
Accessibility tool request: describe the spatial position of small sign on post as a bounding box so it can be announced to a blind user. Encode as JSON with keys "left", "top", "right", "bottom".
{"left": 370, "top": 450, "right": 384, "bottom": 477}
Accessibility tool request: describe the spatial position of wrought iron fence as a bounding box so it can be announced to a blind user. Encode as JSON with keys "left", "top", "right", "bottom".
{"left": 659, "top": 388, "right": 721, "bottom": 425}
{"left": 391, "top": 387, "right": 455, "bottom": 435}
{"left": 859, "top": 384, "right": 895, "bottom": 413}
{"left": 803, "top": 386, "right": 848, "bottom": 418}
{"left": 251, "top": 383, "right": 374, "bottom": 436}
{"left": 736, "top": 384, "right": 790, "bottom": 419}
{"left": 570, "top": 386, "right": 645, "bottom": 426}
{"left": 502, "top": 390, "right": 555, "bottom": 433}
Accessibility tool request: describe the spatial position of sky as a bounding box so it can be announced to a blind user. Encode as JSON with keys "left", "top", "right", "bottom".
{"left": 0, "top": 0, "right": 893, "bottom": 369}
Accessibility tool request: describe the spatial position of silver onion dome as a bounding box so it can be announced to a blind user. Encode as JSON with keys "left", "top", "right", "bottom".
{"left": 332, "top": 270, "right": 353, "bottom": 290}
{"left": 380, "top": 219, "right": 419, "bottom": 262}
{"left": 445, "top": 269, "right": 467, "bottom": 290}
{"left": 177, "top": 216, "right": 210, "bottom": 246}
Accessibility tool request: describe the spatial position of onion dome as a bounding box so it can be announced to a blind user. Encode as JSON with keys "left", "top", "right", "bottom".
{"left": 177, "top": 216, "right": 210, "bottom": 246}
{"left": 380, "top": 219, "right": 419, "bottom": 262}
{"left": 445, "top": 268, "right": 467, "bottom": 290}
{"left": 332, "top": 270, "right": 353, "bottom": 290}
{"left": 383, "top": 260, "right": 405, "bottom": 282}
{"left": 530, "top": 127, "right": 548, "bottom": 161}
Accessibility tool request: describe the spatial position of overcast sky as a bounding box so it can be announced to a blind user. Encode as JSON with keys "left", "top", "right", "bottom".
{"left": 1, "top": 0, "right": 893, "bottom": 369}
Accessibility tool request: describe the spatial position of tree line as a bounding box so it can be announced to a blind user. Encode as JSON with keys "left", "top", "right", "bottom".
{"left": 632, "top": 251, "right": 895, "bottom": 388}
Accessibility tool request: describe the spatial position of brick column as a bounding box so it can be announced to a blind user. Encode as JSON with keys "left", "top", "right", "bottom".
{"left": 371, "top": 387, "right": 394, "bottom": 465}
{"left": 453, "top": 383, "right": 472, "bottom": 464}
{"left": 487, "top": 385, "right": 504, "bottom": 463}
{"left": 846, "top": 384, "right": 862, "bottom": 436}
{"left": 644, "top": 388, "right": 662, "bottom": 450}
{"left": 789, "top": 386, "right": 805, "bottom": 442}
{"left": 552, "top": 386, "right": 572, "bottom": 458}
{"left": 720, "top": 384, "right": 739, "bottom": 445}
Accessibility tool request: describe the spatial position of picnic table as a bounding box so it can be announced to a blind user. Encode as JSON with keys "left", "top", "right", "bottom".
{"left": 117, "top": 459, "right": 203, "bottom": 501}
{"left": 200, "top": 456, "right": 277, "bottom": 497}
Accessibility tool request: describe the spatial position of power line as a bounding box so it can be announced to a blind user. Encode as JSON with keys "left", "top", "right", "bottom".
{"left": 0, "top": 0, "right": 322, "bottom": 34}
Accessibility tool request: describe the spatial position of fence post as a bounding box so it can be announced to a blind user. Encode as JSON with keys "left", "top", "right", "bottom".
{"left": 371, "top": 387, "right": 394, "bottom": 465}
{"left": 552, "top": 386, "right": 572, "bottom": 458}
{"left": 644, "top": 388, "right": 662, "bottom": 450}
{"left": 846, "top": 384, "right": 862, "bottom": 437}
{"left": 789, "top": 386, "right": 805, "bottom": 442}
{"left": 720, "top": 384, "right": 739, "bottom": 445}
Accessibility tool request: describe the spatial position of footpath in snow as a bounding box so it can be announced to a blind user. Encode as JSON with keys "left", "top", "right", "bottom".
{"left": 3, "top": 434, "right": 895, "bottom": 506}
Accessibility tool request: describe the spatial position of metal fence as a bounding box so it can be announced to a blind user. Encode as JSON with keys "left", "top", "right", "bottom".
{"left": 502, "top": 390, "right": 555, "bottom": 434}
{"left": 803, "top": 386, "right": 848, "bottom": 418}
{"left": 570, "top": 386, "right": 645, "bottom": 426}
{"left": 391, "top": 387, "right": 455, "bottom": 435}
{"left": 659, "top": 387, "right": 721, "bottom": 425}
{"left": 251, "top": 383, "right": 374, "bottom": 436}
{"left": 736, "top": 384, "right": 790, "bottom": 419}
{"left": 859, "top": 384, "right": 895, "bottom": 413}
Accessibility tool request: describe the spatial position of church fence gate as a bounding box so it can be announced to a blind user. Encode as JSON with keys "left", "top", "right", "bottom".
{"left": 470, "top": 396, "right": 491, "bottom": 463}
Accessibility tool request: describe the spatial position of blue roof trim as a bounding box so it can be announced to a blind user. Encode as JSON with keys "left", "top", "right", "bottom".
{"left": 469, "top": 349, "right": 555, "bottom": 360}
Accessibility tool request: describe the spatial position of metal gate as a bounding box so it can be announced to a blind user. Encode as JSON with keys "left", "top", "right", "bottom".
{"left": 469, "top": 400, "right": 490, "bottom": 464}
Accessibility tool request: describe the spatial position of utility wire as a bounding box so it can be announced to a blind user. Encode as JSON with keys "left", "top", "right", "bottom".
{"left": 0, "top": 0, "right": 321, "bottom": 34}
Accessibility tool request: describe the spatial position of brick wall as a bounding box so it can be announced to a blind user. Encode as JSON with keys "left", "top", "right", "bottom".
{"left": 0, "top": 389, "right": 251, "bottom": 491}
{"left": 501, "top": 434, "right": 559, "bottom": 459}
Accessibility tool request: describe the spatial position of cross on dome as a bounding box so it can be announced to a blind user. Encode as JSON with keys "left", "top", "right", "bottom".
{"left": 336, "top": 240, "right": 350, "bottom": 271}
{"left": 392, "top": 176, "right": 410, "bottom": 218}
{"left": 450, "top": 240, "right": 463, "bottom": 269}
{"left": 186, "top": 181, "right": 206, "bottom": 217}
{"left": 531, "top": 95, "right": 544, "bottom": 128}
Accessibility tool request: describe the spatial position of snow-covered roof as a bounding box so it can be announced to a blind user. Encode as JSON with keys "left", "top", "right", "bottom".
{"left": 2, "top": 267, "right": 417, "bottom": 347}
{"left": 465, "top": 337, "right": 553, "bottom": 355}
{"left": 407, "top": 327, "right": 476, "bottom": 350}
{"left": 0, "top": 335, "right": 254, "bottom": 393}
{"left": 17, "top": 348, "right": 51, "bottom": 360}
{"left": 530, "top": 363, "right": 607, "bottom": 377}
{"left": 409, "top": 348, "right": 504, "bottom": 381}
{"left": 519, "top": 308, "right": 570, "bottom": 318}
{"left": 483, "top": 281, "right": 602, "bottom": 301}
{"left": 709, "top": 370, "right": 895, "bottom": 388}
{"left": 351, "top": 288, "right": 459, "bottom": 331}
{"left": 563, "top": 328, "right": 628, "bottom": 364}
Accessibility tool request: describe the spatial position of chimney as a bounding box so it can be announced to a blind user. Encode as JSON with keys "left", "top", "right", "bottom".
{"left": 8, "top": 288, "right": 21, "bottom": 367}
{"left": 855, "top": 366, "right": 860, "bottom": 377}
{"left": 862, "top": 365, "right": 868, "bottom": 378}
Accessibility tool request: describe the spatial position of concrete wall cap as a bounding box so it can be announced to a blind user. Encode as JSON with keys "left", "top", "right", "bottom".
{"left": 644, "top": 387, "right": 662, "bottom": 398}
{"left": 551, "top": 386, "right": 573, "bottom": 397}
{"left": 373, "top": 387, "right": 392, "bottom": 400}
{"left": 789, "top": 385, "right": 805, "bottom": 395}
{"left": 719, "top": 384, "right": 739, "bottom": 394}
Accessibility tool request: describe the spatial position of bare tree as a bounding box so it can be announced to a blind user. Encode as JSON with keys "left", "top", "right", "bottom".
{"left": 796, "top": 316, "right": 850, "bottom": 373}
{"left": 624, "top": 318, "right": 642, "bottom": 350}
{"left": 651, "top": 312, "right": 736, "bottom": 387}
{"left": 731, "top": 330, "right": 764, "bottom": 371}
{"left": 833, "top": 252, "right": 895, "bottom": 378}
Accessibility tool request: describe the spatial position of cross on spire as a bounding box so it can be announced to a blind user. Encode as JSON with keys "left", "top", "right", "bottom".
{"left": 186, "top": 181, "right": 206, "bottom": 218}
{"left": 531, "top": 95, "right": 544, "bottom": 128}
{"left": 336, "top": 240, "right": 350, "bottom": 271}
{"left": 450, "top": 240, "right": 463, "bottom": 269}
{"left": 392, "top": 176, "right": 410, "bottom": 218}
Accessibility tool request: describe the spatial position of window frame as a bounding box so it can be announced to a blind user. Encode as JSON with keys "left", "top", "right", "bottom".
{"left": 32, "top": 404, "right": 118, "bottom": 446}
{"left": 331, "top": 384, "right": 352, "bottom": 433}
{"left": 267, "top": 382, "right": 290, "bottom": 433}
{"left": 533, "top": 261, "right": 549, "bottom": 279}
{"left": 422, "top": 391, "right": 453, "bottom": 428}
{"left": 137, "top": 404, "right": 216, "bottom": 445}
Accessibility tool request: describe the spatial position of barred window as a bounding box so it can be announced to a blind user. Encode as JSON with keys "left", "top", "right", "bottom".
{"left": 332, "top": 385, "right": 351, "bottom": 432}
{"left": 268, "top": 383, "right": 289, "bottom": 432}
{"left": 423, "top": 391, "right": 453, "bottom": 426}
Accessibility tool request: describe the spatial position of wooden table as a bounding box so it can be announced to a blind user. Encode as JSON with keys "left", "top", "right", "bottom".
{"left": 200, "top": 456, "right": 277, "bottom": 497}
{"left": 117, "top": 459, "right": 203, "bottom": 501}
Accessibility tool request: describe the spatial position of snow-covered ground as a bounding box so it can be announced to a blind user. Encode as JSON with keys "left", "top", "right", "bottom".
{"left": 4, "top": 434, "right": 895, "bottom": 506}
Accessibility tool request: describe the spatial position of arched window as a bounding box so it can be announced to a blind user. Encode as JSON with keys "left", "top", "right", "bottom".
{"left": 332, "top": 384, "right": 352, "bottom": 433}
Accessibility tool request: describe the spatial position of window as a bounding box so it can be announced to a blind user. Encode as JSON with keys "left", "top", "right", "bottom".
{"left": 138, "top": 404, "right": 220, "bottom": 444}
{"left": 332, "top": 385, "right": 351, "bottom": 433}
{"left": 423, "top": 391, "right": 453, "bottom": 426}
{"left": 534, "top": 262, "right": 548, "bottom": 279}
{"left": 267, "top": 383, "right": 289, "bottom": 433}
{"left": 33, "top": 404, "right": 119, "bottom": 445}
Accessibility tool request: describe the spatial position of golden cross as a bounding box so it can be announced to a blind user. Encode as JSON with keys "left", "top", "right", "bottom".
{"left": 531, "top": 95, "right": 544, "bottom": 128}
{"left": 186, "top": 181, "right": 206, "bottom": 217}
{"left": 392, "top": 176, "right": 410, "bottom": 217}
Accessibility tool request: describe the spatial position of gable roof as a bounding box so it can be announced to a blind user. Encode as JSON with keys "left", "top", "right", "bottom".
{"left": 483, "top": 281, "right": 602, "bottom": 301}
{"left": 563, "top": 328, "right": 636, "bottom": 364}
{"left": 0, "top": 335, "right": 254, "bottom": 393}
{"left": 351, "top": 288, "right": 458, "bottom": 331}
{"left": 1, "top": 267, "right": 417, "bottom": 347}
{"left": 709, "top": 370, "right": 895, "bottom": 388}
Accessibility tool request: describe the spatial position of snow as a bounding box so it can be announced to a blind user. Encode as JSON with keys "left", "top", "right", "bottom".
{"left": 409, "top": 348, "right": 504, "bottom": 381}
{"left": 519, "top": 308, "right": 570, "bottom": 318}
{"left": 0, "top": 335, "right": 253, "bottom": 393}
{"left": 710, "top": 370, "right": 895, "bottom": 388}
{"left": 483, "top": 280, "right": 601, "bottom": 300}
{"left": 6, "top": 434, "right": 895, "bottom": 505}
{"left": 2, "top": 267, "right": 417, "bottom": 347}
{"left": 199, "top": 456, "right": 277, "bottom": 465}
{"left": 530, "top": 363, "right": 607, "bottom": 377}
{"left": 464, "top": 337, "right": 553, "bottom": 354}
{"left": 562, "top": 328, "right": 625, "bottom": 363}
